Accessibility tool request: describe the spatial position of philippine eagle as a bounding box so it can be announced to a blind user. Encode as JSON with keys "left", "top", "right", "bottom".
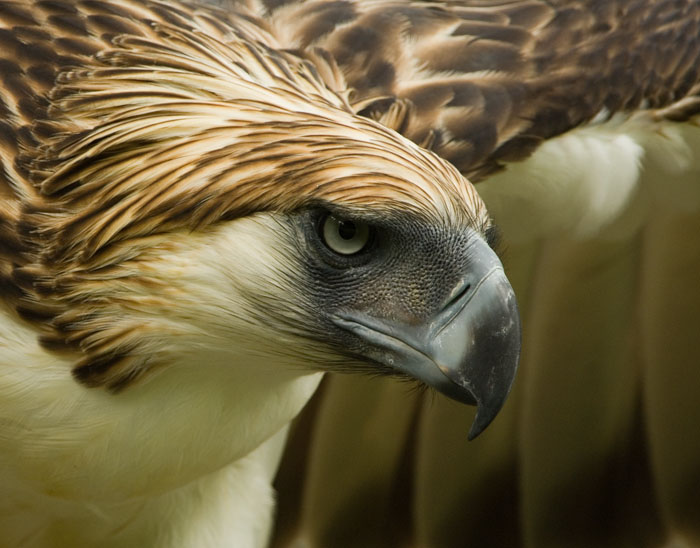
{"left": 0, "top": 0, "right": 698, "bottom": 548}
{"left": 0, "top": 0, "right": 520, "bottom": 546}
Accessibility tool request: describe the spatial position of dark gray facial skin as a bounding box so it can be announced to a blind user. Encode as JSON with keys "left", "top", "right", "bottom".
{"left": 288, "top": 206, "right": 520, "bottom": 439}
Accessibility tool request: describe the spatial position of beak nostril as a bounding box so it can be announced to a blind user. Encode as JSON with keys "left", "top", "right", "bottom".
{"left": 455, "top": 283, "right": 470, "bottom": 301}
{"left": 444, "top": 280, "right": 471, "bottom": 309}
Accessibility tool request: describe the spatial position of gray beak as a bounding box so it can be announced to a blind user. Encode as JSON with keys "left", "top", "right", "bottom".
{"left": 333, "top": 235, "right": 521, "bottom": 439}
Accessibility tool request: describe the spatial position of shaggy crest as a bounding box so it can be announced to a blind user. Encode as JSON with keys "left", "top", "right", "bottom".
{"left": 3, "top": 13, "right": 486, "bottom": 389}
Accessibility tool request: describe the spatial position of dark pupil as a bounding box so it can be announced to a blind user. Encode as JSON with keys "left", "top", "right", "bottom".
{"left": 338, "top": 220, "right": 357, "bottom": 240}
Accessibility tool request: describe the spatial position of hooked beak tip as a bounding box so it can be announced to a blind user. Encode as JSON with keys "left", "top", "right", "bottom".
{"left": 430, "top": 266, "right": 521, "bottom": 439}
{"left": 333, "top": 233, "right": 521, "bottom": 440}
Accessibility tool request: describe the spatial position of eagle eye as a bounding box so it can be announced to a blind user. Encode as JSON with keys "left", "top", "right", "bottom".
{"left": 321, "top": 214, "right": 373, "bottom": 256}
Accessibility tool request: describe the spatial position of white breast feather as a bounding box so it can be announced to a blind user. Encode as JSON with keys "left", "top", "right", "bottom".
{"left": 0, "top": 215, "right": 323, "bottom": 547}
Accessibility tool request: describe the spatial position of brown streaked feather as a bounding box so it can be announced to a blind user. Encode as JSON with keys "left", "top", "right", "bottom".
{"left": 0, "top": 0, "right": 486, "bottom": 390}
{"left": 258, "top": 0, "right": 700, "bottom": 179}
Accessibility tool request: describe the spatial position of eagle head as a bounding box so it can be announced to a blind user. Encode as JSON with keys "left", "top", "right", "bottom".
{"left": 17, "top": 24, "right": 520, "bottom": 441}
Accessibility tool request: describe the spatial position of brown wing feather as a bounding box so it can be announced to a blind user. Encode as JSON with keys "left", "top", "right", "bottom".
{"left": 259, "top": 0, "right": 700, "bottom": 179}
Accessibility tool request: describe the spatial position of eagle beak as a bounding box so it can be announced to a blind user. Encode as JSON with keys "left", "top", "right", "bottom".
{"left": 334, "top": 237, "right": 520, "bottom": 439}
